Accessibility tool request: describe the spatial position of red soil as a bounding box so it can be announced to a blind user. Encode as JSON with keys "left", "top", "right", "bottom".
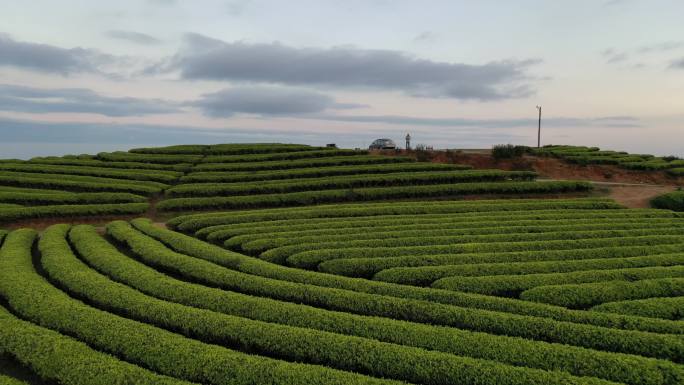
{"left": 388, "top": 149, "right": 684, "bottom": 208}
{"left": 424, "top": 151, "right": 684, "bottom": 186}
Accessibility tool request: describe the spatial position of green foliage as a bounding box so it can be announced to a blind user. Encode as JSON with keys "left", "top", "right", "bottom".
{"left": 202, "top": 149, "right": 363, "bottom": 163}
{"left": 432, "top": 265, "right": 684, "bottom": 297}
{"left": 532, "top": 145, "right": 682, "bottom": 171}
{"left": 206, "top": 143, "right": 324, "bottom": 155}
{"left": 622, "top": 161, "right": 673, "bottom": 171}
{"left": 205, "top": 208, "right": 675, "bottom": 242}
{"left": 0, "top": 229, "right": 399, "bottom": 385}
{"left": 0, "top": 192, "right": 147, "bottom": 205}
{"left": 0, "top": 171, "right": 166, "bottom": 195}
{"left": 130, "top": 143, "right": 320, "bottom": 155}
{"left": 0, "top": 306, "right": 192, "bottom": 385}
{"left": 492, "top": 144, "right": 529, "bottom": 159}
{"left": 593, "top": 296, "right": 684, "bottom": 320}
{"left": 666, "top": 168, "right": 684, "bottom": 176}
{"left": 45, "top": 225, "right": 641, "bottom": 385}
{"left": 652, "top": 191, "right": 684, "bottom": 211}
{"left": 0, "top": 373, "right": 29, "bottom": 385}
{"left": 0, "top": 230, "right": 194, "bottom": 385}
{"left": 129, "top": 144, "right": 211, "bottom": 154}
{"left": 238, "top": 218, "right": 684, "bottom": 253}
{"left": 262, "top": 227, "right": 684, "bottom": 266}
{"left": 521, "top": 278, "right": 684, "bottom": 308}
{"left": 288, "top": 234, "right": 684, "bottom": 270}
{"left": 180, "top": 162, "right": 471, "bottom": 183}
{"left": 158, "top": 181, "right": 592, "bottom": 211}
{"left": 320, "top": 241, "right": 684, "bottom": 279}
{"left": 169, "top": 198, "right": 621, "bottom": 231}
{"left": 167, "top": 170, "right": 538, "bottom": 197}
{"left": 0, "top": 203, "right": 149, "bottom": 223}
{"left": 106, "top": 221, "right": 684, "bottom": 361}
{"left": 28, "top": 156, "right": 191, "bottom": 171}
{"left": 96, "top": 151, "right": 203, "bottom": 164}
{"left": 374, "top": 252, "right": 684, "bottom": 287}
{"left": 194, "top": 155, "right": 414, "bottom": 172}
{"left": 2, "top": 142, "right": 683, "bottom": 384}
{"left": 0, "top": 162, "right": 181, "bottom": 182}
{"left": 0, "top": 186, "right": 67, "bottom": 194}
{"left": 132, "top": 218, "right": 684, "bottom": 335}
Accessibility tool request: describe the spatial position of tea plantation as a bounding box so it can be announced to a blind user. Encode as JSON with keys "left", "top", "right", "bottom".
{"left": 534, "top": 145, "right": 684, "bottom": 173}
{"left": 0, "top": 143, "right": 683, "bottom": 385}
{"left": 0, "top": 144, "right": 590, "bottom": 223}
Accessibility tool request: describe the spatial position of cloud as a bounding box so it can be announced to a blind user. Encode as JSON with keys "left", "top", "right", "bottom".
{"left": 156, "top": 33, "right": 539, "bottom": 100}
{"left": 0, "top": 84, "right": 179, "bottom": 116}
{"left": 637, "top": 41, "right": 684, "bottom": 53}
{"left": 413, "top": 31, "right": 436, "bottom": 43}
{"left": 603, "top": 42, "right": 684, "bottom": 69}
{"left": 0, "top": 116, "right": 235, "bottom": 146}
{"left": 191, "top": 86, "right": 366, "bottom": 117}
{"left": 309, "top": 114, "right": 642, "bottom": 129}
{"left": 226, "top": 0, "right": 251, "bottom": 16}
{"left": 670, "top": 58, "right": 684, "bottom": 69}
{"left": 105, "top": 30, "right": 161, "bottom": 45}
{"left": 601, "top": 48, "right": 628, "bottom": 64}
{"left": 603, "top": 0, "right": 630, "bottom": 7}
{"left": 0, "top": 116, "right": 357, "bottom": 159}
{"left": 0, "top": 112, "right": 647, "bottom": 160}
{"left": 592, "top": 116, "right": 639, "bottom": 122}
{"left": 148, "top": 0, "right": 177, "bottom": 5}
{"left": 0, "top": 33, "right": 113, "bottom": 75}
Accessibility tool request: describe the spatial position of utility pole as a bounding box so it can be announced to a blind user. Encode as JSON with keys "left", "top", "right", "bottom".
{"left": 536, "top": 105, "right": 542, "bottom": 148}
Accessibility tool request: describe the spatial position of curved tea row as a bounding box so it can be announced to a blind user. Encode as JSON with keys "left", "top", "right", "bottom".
{"left": 174, "top": 198, "right": 684, "bottom": 319}
{"left": 1, "top": 213, "right": 683, "bottom": 384}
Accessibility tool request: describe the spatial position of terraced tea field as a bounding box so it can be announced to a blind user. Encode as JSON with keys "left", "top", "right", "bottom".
{"left": 0, "top": 143, "right": 590, "bottom": 224}
{"left": 535, "top": 145, "right": 684, "bottom": 173}
{"left": 0, "top": 143, "right": 682, "bottom": 385}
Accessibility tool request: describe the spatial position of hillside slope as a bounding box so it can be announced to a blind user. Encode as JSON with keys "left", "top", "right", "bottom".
{"left": 0, "top": 143, "right": 592, "bottom": 227}
{"left": 0, "top": 143, "right": 683, "bottom": 384}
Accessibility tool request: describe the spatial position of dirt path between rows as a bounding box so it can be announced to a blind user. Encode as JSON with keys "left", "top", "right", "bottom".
{"left": 596, "top": 183, "right": 677, "bottom": 209}
{"left": 394, "top": 150, "right": 682, "bottom": 209}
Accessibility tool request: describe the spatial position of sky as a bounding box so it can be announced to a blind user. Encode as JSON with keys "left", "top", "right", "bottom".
{"left": 0, "top": 0, "right": 683, "bottom": 159}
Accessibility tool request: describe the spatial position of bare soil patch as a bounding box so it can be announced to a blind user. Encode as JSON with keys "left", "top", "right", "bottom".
{"left": 389, "top": 149, "right": 684, "bottom": 186}
{"left": 389, "top": 149, "right": 683, "bottom": 209}
{"left": 597, "top": 183, "right": 677, "bottom": 209}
